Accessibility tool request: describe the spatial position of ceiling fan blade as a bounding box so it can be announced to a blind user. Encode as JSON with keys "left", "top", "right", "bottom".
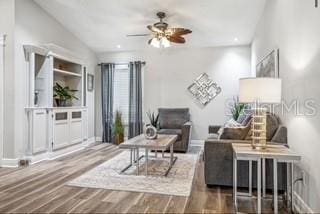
{"left": 168, "top": 28, "right": 192, "bottom": 36}
{"left": 126, "top": 34, "right": 150, "bottom": 37}
{"left": 168, "top": 36, "right": 185, "bottom": 44}
{"left": 147, "top": 25, "right": 163, "bottom": 33}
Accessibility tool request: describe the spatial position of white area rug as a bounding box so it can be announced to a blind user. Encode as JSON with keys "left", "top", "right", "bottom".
{"left": 68, "top": 151, "right": 199, "bottom": 196}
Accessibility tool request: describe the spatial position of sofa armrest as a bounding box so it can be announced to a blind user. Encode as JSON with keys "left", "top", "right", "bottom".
{"left": 204, "top": 139, "right": 251, "bottom": 186}
{"left": 182, "top": 121, "right": 192, "bottom": 140}
{"left": 271, "top": 125, "right": 287, "bottom": 145}
{"left": 176, "top": 121, "right": 191, "bottom": 152}
{"left": 209, "top": 125, "right": 222, "bottom": 134}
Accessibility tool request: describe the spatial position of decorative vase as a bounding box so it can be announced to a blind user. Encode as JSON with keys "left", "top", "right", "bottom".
{"left": 55, "top": 99, "right": 66, "bottom": 107}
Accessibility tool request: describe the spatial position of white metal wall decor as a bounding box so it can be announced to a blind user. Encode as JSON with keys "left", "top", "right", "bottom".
{"left": 187, "top": 73, "right": 221, "bottom": 106}
{"left": 143, "top": 124, "right": 158, "bottom": 140}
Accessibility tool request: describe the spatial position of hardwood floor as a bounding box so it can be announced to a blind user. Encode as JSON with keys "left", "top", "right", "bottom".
{"left": 0, "top": 143, "right": 288, "bottom": 213}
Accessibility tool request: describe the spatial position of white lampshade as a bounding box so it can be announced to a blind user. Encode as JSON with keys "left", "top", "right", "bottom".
{"left": 239, "top": 78, "right": 282, "bottom": 103}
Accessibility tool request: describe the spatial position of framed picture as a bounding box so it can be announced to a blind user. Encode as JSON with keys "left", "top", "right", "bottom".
{"left": 87, "top": 74, "right": 94, "bottom": 92}
{"left": 256, "top": 49, "right": 279, "bottom": 78}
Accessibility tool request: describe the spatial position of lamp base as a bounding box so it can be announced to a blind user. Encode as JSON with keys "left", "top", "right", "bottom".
{"left": 251, "top": 108, "right": 267, "bottom": 150}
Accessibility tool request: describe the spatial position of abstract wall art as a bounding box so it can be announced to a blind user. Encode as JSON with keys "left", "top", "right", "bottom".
{"left": 187, "top": 73, "right": 221, "bottom": 106}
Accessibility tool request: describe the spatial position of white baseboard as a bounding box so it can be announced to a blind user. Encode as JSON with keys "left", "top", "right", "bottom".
{"left": 49, "top": 143, "right": 86, "bottom": 160}
{"left": 95, "top": 136, "right": 102, "bottom": 142}
{"left": 24, "top": 139, "right": 99, "bottom": 165}
{"left": 85, "top": 137, "right": 96, "bottom": 146}
{"left": 293, "top": 191, "right": 314, "bottom": 213}
{"left": 190, "top": 140, "right": 204, "bottom": 147}
{"left": 25, "top": 152, "right": 50, "bottom": 165}
{"left": 1, "top": 158, "right": 19, "bottom": 167}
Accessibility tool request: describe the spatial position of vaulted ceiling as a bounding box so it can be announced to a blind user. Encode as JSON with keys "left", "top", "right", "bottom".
{"left": 34, "top": 0, "right": 266, "bottom": 53}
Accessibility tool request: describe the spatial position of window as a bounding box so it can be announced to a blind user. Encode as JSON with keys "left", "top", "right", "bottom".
{"left": 113, "top": 65, "right": 129, "bottom": 137}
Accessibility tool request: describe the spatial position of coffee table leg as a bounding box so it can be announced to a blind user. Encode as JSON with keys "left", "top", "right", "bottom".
{"left": 145, "top": 149, "right": 148, "bottom": 176}
{"left": 164, "top": 144, "right": 177, "bottom": 176}
{"left": 170, "top": 144, "right": 173, "bottom": 165}
{"left": 136, "top": 148, "right": 139, "bottom": 175}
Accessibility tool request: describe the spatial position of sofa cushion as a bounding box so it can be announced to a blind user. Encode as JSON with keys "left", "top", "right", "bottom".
{"left": 266, "top": 113, "right": 280, "bottom": 141}
{"left": 219, "top": 125, "right": 251, "bottom": 140}
{"left": 157, "top": 129, "right": 182, "bottom": 141}
{"left": 158, "top": 108, "right": 190, "bottom": 129}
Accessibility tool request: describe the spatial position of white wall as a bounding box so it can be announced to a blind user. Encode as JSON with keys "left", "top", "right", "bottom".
{"left": 97, "top": 46, "right": 251, "bottom": 140}
{"left": 0, "top": 35, "right": 5, "bottom": 165}
{"left": 251, "top": 0, "right": 320, "bottom": 212}
{"left": 10, "top": 0, "right": 98, "bottom": 159}
{"left": 0, "top": 0, "right": 16, "bottom": 159}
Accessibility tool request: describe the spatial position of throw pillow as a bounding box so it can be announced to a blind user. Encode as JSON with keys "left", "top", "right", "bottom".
{"left": 224, "top": 118, "right": 242, "bottom": 128}
{"left": 236, "top": 110, "right": 247, "bottom": 124}
{"left": 241, "top": 109, "right": 253, "bottom": 126}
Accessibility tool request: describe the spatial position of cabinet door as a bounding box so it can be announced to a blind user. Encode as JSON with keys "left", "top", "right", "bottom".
{"left": 53, "top": 111, "right": 69, "bottom": 150}
{"left": 32, "top": 109, "right": 48, "bottom": 153}
{"left": 69, "top": 111, "right": 83, "bottom": 144}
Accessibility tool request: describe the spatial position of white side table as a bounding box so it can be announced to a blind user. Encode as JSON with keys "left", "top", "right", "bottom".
{"left": 232, "top": 143, "right": 301, "bottom": 214}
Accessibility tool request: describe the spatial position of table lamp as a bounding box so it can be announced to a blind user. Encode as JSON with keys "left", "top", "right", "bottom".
{"left": 239, "top": 78, "right": 282, "bottom": 149}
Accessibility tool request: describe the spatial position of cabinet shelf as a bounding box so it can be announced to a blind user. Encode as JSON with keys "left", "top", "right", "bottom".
{"left": 54, "top": 68, "right": 82, "bottom": 77}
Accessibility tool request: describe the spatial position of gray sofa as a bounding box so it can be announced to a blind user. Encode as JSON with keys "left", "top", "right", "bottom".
{"left": 204, "top": 113, "right": 288, "bottom": 191}
{"left": 157, "top": 108, "right": 192, "bottom": 153}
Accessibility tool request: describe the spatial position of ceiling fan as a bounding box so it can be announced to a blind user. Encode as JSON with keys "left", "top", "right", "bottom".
{"left": 127, "top": 12, "right": 192, "bottom": 48}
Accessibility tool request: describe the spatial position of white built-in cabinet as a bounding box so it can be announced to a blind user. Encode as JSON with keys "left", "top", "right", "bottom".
{"left": 24, "top": 45, "right": 88, "bottom": 160}
{"left": 53, "top": 108, "right": 85, "bottom": 150}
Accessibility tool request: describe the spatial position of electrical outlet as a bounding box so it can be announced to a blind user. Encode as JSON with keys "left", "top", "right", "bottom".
{"left": 301, "top": 171, "right": 306, "bottom": 186}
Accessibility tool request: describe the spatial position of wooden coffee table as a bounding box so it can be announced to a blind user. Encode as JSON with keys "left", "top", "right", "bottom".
{"left": 119, "top": 134, "right": 178, "bottom": 176}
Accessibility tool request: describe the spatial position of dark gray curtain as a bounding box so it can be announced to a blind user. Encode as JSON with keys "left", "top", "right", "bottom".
{"left": 101, "top": 63, "right": 115, "bottom": 143}
{"left": 128, "top": 61, "right": 143, "bottom": 138}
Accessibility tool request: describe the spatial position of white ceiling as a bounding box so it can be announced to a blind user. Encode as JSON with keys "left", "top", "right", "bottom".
{"left": 34, "top": 0, "right": 266, "bottom": 53}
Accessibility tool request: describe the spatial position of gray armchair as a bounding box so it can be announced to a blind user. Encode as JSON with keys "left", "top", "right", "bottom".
{"left": 157, "top": 108, "right": 192, "bottom": 153}
{"left": 204, "top": 113, "right": 288, "bottom": 191}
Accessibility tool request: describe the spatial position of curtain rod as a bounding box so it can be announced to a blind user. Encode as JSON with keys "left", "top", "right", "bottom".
{"left": 97, "top": 62, "right": 146, "bottom": 66}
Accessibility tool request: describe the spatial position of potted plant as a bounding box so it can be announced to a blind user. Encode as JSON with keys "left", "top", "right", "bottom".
{"left": 230, "top": 96, "right": 246, "bottom": 120}
{"left": 113, "top": 110, "right": 124, "bottom": 145}
{"left": 53, "top": 83, "right": 78, "bottom": 107}
{"left": 146, "top": 110, "right": 159, "bottom": 129}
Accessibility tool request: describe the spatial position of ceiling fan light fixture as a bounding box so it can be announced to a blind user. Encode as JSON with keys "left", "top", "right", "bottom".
{"left": 151, "top": 37, "right": 160, "bottom": 48}
{"left": 161, "top": 37, "right": 171, "bottom": 48}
